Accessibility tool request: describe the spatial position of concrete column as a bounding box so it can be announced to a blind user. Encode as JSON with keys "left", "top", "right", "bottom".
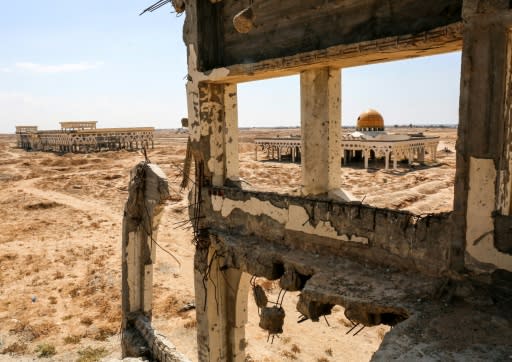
{"left": 300, "top": 67, "right": 342, "bottom": 197}
{"left": 454, "top": 4, "right": 512, "bottom": 273}
{"left": 194, "top": 245, "right": 250, "bottom": 362}
{"left": 193, "top": 82, "right": 239, "bottom": 187}
{"left": 223, "top": 83, "right": 240, "bottom": 184}
{"left": 418, "top": 148, "right": 425, "bottom": 163}
{"left": 363, "top": 150, "right": 369, "bottom": 169}
{"left": 385, "top": 151, "right": 390, "bottom": 170}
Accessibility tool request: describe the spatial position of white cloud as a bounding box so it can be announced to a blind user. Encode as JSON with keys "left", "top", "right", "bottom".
{"left": 0, "top": 67, "right": 12, "bottom": 73}
{"left": 15, "top": 61, "right": 103, "bottom": 73}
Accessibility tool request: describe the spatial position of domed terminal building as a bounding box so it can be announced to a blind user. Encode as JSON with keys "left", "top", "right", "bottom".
{"left": 341, "top": 109, "right": 440, "bottom": 169}
{"left": 356, "top": 109, "right": 385, "bottom": 132}
{"left": 255, "top": 109, "right": 440, "bottom": 170}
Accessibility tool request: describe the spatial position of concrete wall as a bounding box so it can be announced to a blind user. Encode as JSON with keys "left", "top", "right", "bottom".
{"left": 201, "top": 188, "right": 453, "bottom": 276}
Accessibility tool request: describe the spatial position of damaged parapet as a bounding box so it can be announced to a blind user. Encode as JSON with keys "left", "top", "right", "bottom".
{"left": 121, "top": 161, "right": 190, "bottom": 362}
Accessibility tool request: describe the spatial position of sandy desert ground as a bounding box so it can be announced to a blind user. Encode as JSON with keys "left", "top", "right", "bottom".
{"left": 0, "top": 127, "right": 456, "bottom": 361}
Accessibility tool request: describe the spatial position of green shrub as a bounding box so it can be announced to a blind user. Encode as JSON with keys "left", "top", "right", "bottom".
{"left": 35, "top": 343, "right": 56, "bottom": 358}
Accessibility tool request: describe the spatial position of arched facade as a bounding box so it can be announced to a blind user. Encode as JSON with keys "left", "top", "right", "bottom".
{"left": 15, "top": 122, "right": 155, "bottom": 153}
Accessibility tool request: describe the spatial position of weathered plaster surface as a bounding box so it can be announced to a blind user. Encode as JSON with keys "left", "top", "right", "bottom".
{"left": 212, "top": 195, "right": 368, "bottom": 244}
{"left": 208, "top": 189, "right": 452, "bottom": 275}
{"left": 466, "top": 157, "right": 512, "bottom": 271}
{"left": 300, "top": 67, "right": 342, "bottom": 196}
{"left": 287, "top": 205, "right": 368, "bottom": 244}
{"left": 212, "top": 194, "right": 288, "bottom": 223}
{"left": 223, "top": 84, "right": 240, "bottom": 182}
{"left": 186, "top": 45, "right": 230, "bottom": 142}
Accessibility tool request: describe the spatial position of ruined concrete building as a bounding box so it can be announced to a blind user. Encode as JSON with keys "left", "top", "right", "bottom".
{"left": 122, "top": 1, "right": 512, "bottom": 361}
{"left": 15, "top": 121, "right": 154, "bottom": 152}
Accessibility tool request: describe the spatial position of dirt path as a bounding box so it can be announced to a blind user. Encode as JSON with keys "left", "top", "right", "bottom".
{"left": 15, "top": 178, "right": 121, "bottom": 221}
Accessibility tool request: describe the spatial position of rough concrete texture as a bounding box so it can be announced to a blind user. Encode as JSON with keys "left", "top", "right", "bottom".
{"left": 372, "top": 270, "right": 512, "bottom": 361}
{"left": 205, "top": 187, "right": 453, "bottom": 276}
{"left": 454, "top": 4, "right": 512, "bottom": 273}
{"left": 300, "top": 67, "right": 343, "bottom": 197}
{"left": 208, "top": 229, "right": 512, "bottom": 360}
{"left": 122, "top": 162, "right": 190, "bottom": 361}
{"left": 208, "top": 230, "right": 436, "bottom": 325}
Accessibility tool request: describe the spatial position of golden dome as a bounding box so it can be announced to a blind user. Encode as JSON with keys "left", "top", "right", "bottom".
{"left": 356, "top": 109, "right": 385, "bottom": 131}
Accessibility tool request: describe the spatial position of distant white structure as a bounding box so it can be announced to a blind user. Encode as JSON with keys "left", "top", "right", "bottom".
{"left": 255, "top": 109, "right": 440, "bottom": 170}
{"left": 16, "top": 121, "right": 154, "bottom": 153}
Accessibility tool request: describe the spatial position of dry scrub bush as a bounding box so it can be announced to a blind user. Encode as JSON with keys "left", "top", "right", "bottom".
{"left": 76, "top": 346, "right": 108, "bottom": 362}
{"left": 10, "top": 320, "right": 58, "bottom": 341}
{"left": 0, "top": 253, "right": 17, "bottom": 262}
{"left": 291, "top": 344, "right": 301, "bottom": 354}
{"left": 63, "top": 334, "right": 82, "bottom": 344}
{"left": 34, "top": 343, "right": 56, "bottom": 358}
{"left": 80, "top": 317, "right": 93, "bottom": 326}
{"left": 92, "top": 325, "right": 117, "bottom": 341}
{"left": 25, "top": 201, "right": 60, "bottom": 210}
{"left": 1, "top": 342, "right": 28, "bottom": 355}
{"left": 183, "top": 319, "right": 197, "bottom": 329}
{"left": 281, "top": 350, "right": 298, "bottom": 360}
{"left": 32, "top": 321, "right": 59, "bottom": 339}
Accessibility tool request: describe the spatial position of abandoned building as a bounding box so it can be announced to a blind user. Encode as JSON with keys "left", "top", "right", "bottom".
{"left": 255, "top": 109, "right": 441, "bottom": 169}
{"left": 15, "top": 121, "right": 154, "bottom": 152}
{"left": 122, "top": 1, "right": 512, "bottom": 361}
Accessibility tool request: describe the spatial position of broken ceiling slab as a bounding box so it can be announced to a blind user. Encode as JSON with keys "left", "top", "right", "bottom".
{"left": 210, "top": 230, "right": 442, "bottom": 324}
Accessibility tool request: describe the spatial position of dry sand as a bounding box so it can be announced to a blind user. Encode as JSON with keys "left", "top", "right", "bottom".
{"left": 0, "top": 127, "right": 456, "bottom": 361}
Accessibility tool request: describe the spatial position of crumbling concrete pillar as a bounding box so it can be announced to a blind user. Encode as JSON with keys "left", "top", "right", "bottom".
{"left": 189, "top": 82, "right": 239, "bottom": 187}
{"left": 454, "top": 2, "right": 512, "bottom": 273}
{"left": 301, "top": 67, "right": 351, "bottom": 200}
{"left": 194, "top": 243, "right": 250, "bottom": 362}
{"left": 121, "top": 162, "right": 169, "bottom": 357}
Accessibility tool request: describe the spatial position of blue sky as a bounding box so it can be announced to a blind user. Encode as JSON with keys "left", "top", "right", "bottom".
{"left": 0, "top": 1, "right": 461, "bottom": 133}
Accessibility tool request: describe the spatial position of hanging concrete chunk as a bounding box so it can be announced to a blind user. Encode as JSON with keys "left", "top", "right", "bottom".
{"left": 279, "top": 268, "right": 309, "bottom": 291}
{"left": 296, "top": 294, "right": 333, "bottom": 322}
{"left": 252, "top": 284, "right": 268, "bottom": 308}
{"left": 259, "top": 306, "right": 285, "bottom": 335}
